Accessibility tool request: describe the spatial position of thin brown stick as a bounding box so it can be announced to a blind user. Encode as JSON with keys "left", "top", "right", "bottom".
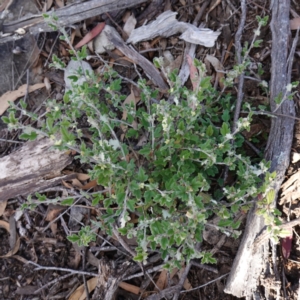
{"left": 82, "top": 248, "right": 90, "bottom": 300}
{"left": 112, "top": 226, "right": 136, "bottom": 257}
{"left": 123, "top": 264, "right": 165, "bottom": 281}
{"left": 27, "top": 261, "right": 98, "bottom": 277}
{"left": 191, "top": 260, "right": 218, "bottom": 274}
{"left": 172, "top": 263, "right": 192, "bottom": 300}
{"left": 232, "top": 0, "right": 246, "bottom": 132}
{"left": 180, "top": 273, "right": 229, "bottom": 293}
{"left": 34, "top": 273, "right": 74, "bottom": 294}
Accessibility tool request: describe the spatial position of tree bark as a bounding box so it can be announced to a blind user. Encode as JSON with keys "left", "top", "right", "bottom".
{"left": 0, "top": 137, "right": 73, "bottom": 202}
{"left": 224, "top": 0, "right": 294, "bottom": 297}
{"left": 1, "top": 0, "right": 148, "bottom": 43}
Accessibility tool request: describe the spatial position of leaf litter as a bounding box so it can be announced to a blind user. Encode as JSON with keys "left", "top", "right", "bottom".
{"left": 1, "top": 0, "right": 300, "bottom": 299}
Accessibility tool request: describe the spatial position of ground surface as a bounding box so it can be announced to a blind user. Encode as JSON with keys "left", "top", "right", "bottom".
{"left": 0, "top": 0, "right": 300, "bottom": 299}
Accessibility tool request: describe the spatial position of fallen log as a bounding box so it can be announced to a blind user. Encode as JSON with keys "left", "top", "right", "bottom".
{"left": 0, "top": 137, "right": 73, "bottom": 202}
{"left": 225, "top": 0, "right": 295, "bottom": 298}
{"left": 0, "top": 0, "right": 148, "bottom": 43}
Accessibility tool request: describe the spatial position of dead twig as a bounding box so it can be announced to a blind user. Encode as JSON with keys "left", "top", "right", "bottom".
{"left": 181, "top": 273, "right": 229, "bottom": 293}
{"left": 26, "top": 260, "right": 98, "bottom": 277}
{"left": 145, "top": 273, "right": 229, "bottom": 300}
{"left": 34, "top": 273, "right": 74, "bottom": 294}
{"left": 172, "top": 262, "right": 192, "bottom": 300}
{"left": 123, "top": 264, "right": 165, "bottom": 281}
{"left": 232, "top": 0, "right": 246, "bottom": 132}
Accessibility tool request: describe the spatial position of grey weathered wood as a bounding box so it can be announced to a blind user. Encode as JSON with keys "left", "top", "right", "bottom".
{"left": 224, "top": 0, "right": 294, "bottom": 297}
{"left": 1, "top": 0, "right": 147, "bottom": 38}
{"left": 0, "top": 137, "right": 73, "bottom": 201}
{"left": 107, "top": 27, "right": 169, "bottom": 90}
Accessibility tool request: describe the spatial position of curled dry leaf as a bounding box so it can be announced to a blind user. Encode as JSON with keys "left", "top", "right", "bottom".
{"left": 76, "top": 173, "right": 90, "bottom": 181}
{"left": 0, "top": 220, "right": 20, "bottom": 258}
{"left": 118, "top": 282, "right": 140, "bottom": 295}
{"left": 45, "top": 204, "right": 66, "bottom": 222}
{"left": 204, "top": 54, "right": 224, "bottom": 89}
{"left": 75, "top": 22, "right": 106, "bottom": 49}
{"left": 68, "top": 277, "right": 98, "bottom": 300}
{"left": 81, "top": 179, "right": 97, "bottom": 190}
{"left": 187, "top": 54, "right": 200, "bottom": 92}
{"left": 55, "top": 0, "right": 64, "bottom": 8}
{"left": 123, "top": 13, "right": 137, "bottom": 36}
{"left": 0, "top": 199, "right": 7, "bottom": 217}
{"left": 46, "top": 0, "right": 54, "bottom": 11}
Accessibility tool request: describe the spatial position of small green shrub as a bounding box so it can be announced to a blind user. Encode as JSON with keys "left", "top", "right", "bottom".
{"left": 3, "top": 14, "right": 290, "bottom": 268}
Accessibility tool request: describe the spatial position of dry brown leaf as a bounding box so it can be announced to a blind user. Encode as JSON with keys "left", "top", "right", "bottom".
{"left": 122, "top": 11, "right": 131, "bottom": 22}
{"left": 68, "top": 244, "right": 82, "bottom": 269}
{"left": 69, "top": 29, "right": 77, "bottom": 46}
{"left": 0, "top": 83, "right": 45, "bottom": 115}
{"left": 204, "top": 55, "right": 224, "bottom": 89}
{"left": 76, "top": 173, "right": 90, "bottom": 181}
{"left": 170, "top": 267, "right": 178, "bottom": 279}
{"left": 0, "top": 220, "right": 20, "bottom": 258}
{"left": 123, "top": 14, "right": 137, "bottom": 36}
{"left": 45, "top": 205, "right": 66, "bottom": 222}
{"left": 119, "top": 282, "right": 140, "bottom": 295}
{"left": 0, "top": 199, "right": 7, "bottom": 217}
{"left": 81, "top": 179, "right": 97, "bottom": 190}
{"left": 0, "top": 219, "right": 10, "bottom": 231}
{"left": 290, "top": 18, "right": 300, "bottom": 30}
{"left": 68, "top": 277, "right": 98, "bottom": 300}
{"left": 50, "top": 222, "right": 58, "bottom": 235}
{"left": 224, "top": 38, "right": 234, "bottom": 64}
{"left": 70, "top": 178, "right": 84, "bottom": 188}
{"left": 183, "top": 278, "right": 192, "bottom": 290}
{"left": 177, "top": 265, "right": 193, "bottom": 290}
{"left": 62, "top": 180, "right": 73, "bottom": 189}
{"left": 55, "top": 0, "right": 64, "bottom": 8}
{"left": 155, "top": 269, "right": 167, "bottom": 291}
{"left": 187, "top": 54, "right": 200, "bottom": 92}
{"left": 44, "top": 0, "right": 53, "bottom": 11}
{"left": 121, "top": 88, "right": 140, "bottom": 140}
{"left": 87, "top": 40, "right": 94, "bottom": 52}
{"left": 59, "top": 43, "right": 69, "bottom": 57}
{"left": 75, "top": 23, "right": 106, "bottom": 49}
